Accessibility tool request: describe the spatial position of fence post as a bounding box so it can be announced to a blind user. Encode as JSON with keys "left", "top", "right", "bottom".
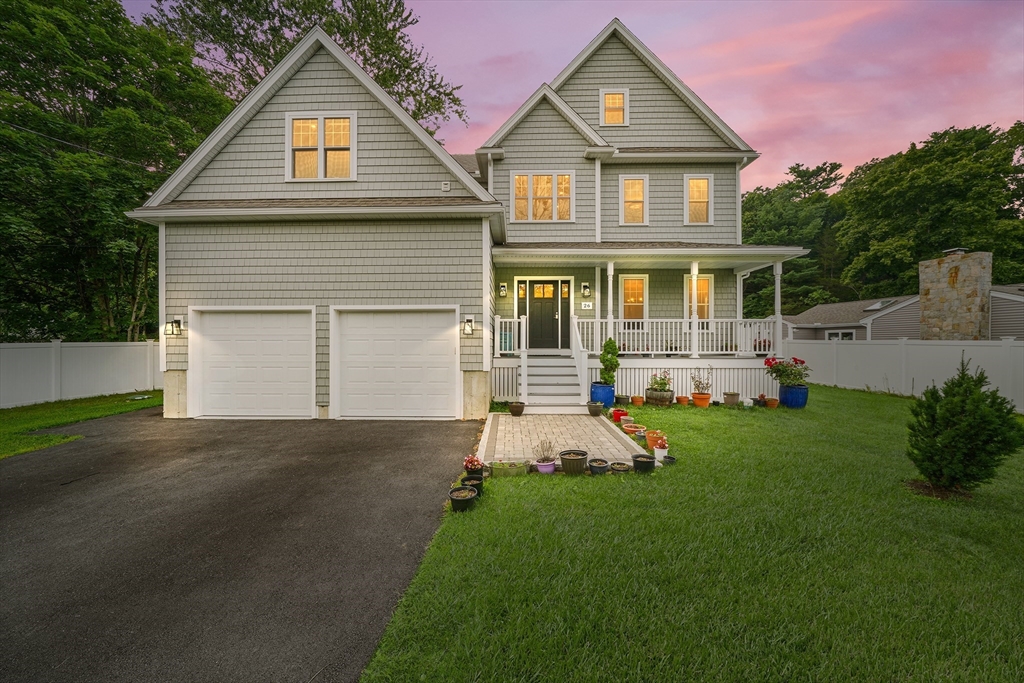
{"left": 831, "top": 338, "right": 838, "bottom": 386}
{"left": 147, "top": 339, "right": 156, "bottom": 389}
{"left": 50, "top": 339, "right": 62, "bottom": 401}
{"left": 898, "top": 337, "right": 908, "bottom": 395}
{"left": 1002, "top": 337, "right": 1018, "bottom": 411}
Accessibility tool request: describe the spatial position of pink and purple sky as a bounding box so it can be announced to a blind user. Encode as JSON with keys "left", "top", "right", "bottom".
{"left": 122, "top": 0, "right": 1023, "bottom": 188}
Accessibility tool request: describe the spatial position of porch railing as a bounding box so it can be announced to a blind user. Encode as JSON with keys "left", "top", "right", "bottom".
{"left": 493, "top": 315, "right": 524, "bottom": 356}
{"left": 570, "top": 315, "right": 589, "bottom": 404}
{"left": 576, "top": 318, "right": 775, "bottom": 355}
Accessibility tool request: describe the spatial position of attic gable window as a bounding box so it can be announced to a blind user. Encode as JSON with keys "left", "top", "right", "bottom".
{"left": 511, "top": 172, "right": 574, "bottom": 222}
{"left": 285, "top": 112, "right": 357, "bottom": 181}
{"left": 600, "top": 89, "right": 629, "bottom": 126}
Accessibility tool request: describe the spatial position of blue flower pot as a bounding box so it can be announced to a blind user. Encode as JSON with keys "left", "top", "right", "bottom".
{"left": 779, "top": 384, "right": 808, "bottom": 408}
{"left": 590, "top": 382, "right": 615, "bottom": 408}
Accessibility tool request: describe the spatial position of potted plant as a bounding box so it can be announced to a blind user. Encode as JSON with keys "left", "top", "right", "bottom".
{"left": 645, "top": 429, "right": 665, "bottom": 449}
{"left": 752, "top": 393, "right": 766, "bottom": 407}
{"left": 653, "top": 438, "right": 669, "bottom": 461}
{"left": 509, "top": 401, "right": 525, "bottom": 417}
{"left": 559, "top": 449, "right": 588, "bottom": 475}
{"left": 676, "top": 395, "right": 689, "bottom": 405}
{"left": 448, "top": 485, "right": 478, "bottom": 512}
{"left": 723, "top": 391, "right": 740, "bottom": 406}
{"left": 645, "top": 370, "right": 674, "bottom": 407}
{"left": 691, "top": 366, "right": 713, "bottom": 408}
{"left": 764, "top": 356, "right": 811, "bottom": 408}
{"left": 587, "top": 401, "right": 604, "bottom": 417}
{"left": 662, "top": 455, "right": 677, "bottom": 465}
{"left": 632, "top": 453, "right": 656, "bottom": 473}
{"left": 622, "top": 423, "right": 645, "bottom": 435}
{"left": 460, "top": 474, "right": 483, "bottom": 497}
{"left": 588, "top": 458, "right": 610, "bottom": 475}
{"left": 489, "top": 459, "right": 529, "bottom": 477}
{"left": 765, "top": 397, "right": 780, "bottom": 409}
{"left": 590, "top": 337, "right": 619, "bottom": 408}
{"left": 615, "top": 394, "right": 629, "bottom": 406}
{"left": 610, "top": 461, "right": 631, "bottom": 473}
{"left": 463, "top": 454, "right": 484, "bottom": 477}
{"left": 630, "top": 395, "right": 644, "bottom": 406}
{"left": 534, "top": 440, "right": 557, "bottom": 474}
{"left": 611, "top": 408, "right": 628, "bottom": 422}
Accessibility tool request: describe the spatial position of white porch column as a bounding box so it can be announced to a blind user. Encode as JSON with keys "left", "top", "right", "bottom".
{"left": 735, "top": 272, "right": 745, "bottom": 319}
{"left": 594, "top": 265, "right": 601, "bottom": 329}
{"left": 773, "top": 261, "right": 783, "bottom": 353}
{"left": 689, "top": 260, "right": 700, "bottom": 358}
{"left": 606, "top": 261, "right": 614, "bottom": 327}
{"left": 594, "top": 158, "right": 602, "bottom": 243}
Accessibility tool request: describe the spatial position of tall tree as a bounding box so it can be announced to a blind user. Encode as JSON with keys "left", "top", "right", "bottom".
{"left": 0, "top": 0, "right": 232, "bottom": 341}
{"left": 837, "top": 123, "right": 1024, "bottom": 297}
{"left": 147, "top": 0, "right": 467, "bottom": 136}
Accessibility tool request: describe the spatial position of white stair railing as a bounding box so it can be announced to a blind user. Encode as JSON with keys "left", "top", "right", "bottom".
{"left": 493, "top": 315, "right": 522, "bottom": 356}
{"left": 519, "top": 315, "right": 528, "bottom": 402}
{"left": 570, "top": 315, "right": 588, "bottom": 404}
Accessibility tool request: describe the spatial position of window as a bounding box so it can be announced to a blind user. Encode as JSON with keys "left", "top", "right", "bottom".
{"left": 511, "top": 172, "right": 574, "bottom": 222}
{"left": 618, "top": 274, "right": 648, "bottom": 330}
{"left": 684, "top": 174, "right": 714, "bottom": 224}
{"left": 826, "top": 330, "right": 856, "bottom": 341}
{"left": 600, "top": 89, "right": 629, "bottom": 126}
{"left": 285, "top": 112, "right": 356, "bottom": 181}
{"left": 619, "top": 175, "right": 649, "bottom": 225}
{"left": 684, "top": 275, "right": 714, "bottom": 319}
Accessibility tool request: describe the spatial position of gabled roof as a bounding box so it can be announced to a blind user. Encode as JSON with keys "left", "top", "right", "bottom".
{"left": 992, "top": 284, "right": 1024, "bottom": 299}
{"left": 143, "top": 27, "right": 493, "bottom": 207}
{"left": 786, "top": 295, "right": 918, "bottom": 326}
{"left": 480, "top": 84, "right": 611, "bottom": 149}
{"left": 550, "top": 18, "right": 752, "bottom": 152}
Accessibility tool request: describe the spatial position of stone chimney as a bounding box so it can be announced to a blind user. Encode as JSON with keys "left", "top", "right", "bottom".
{"left": 919, "top": 250, "right": 992, "bottom": 340}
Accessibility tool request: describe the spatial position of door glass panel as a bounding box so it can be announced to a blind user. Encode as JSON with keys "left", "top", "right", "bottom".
{"left": 561, "top": 283, "right": 569, "bottom": 298}
{"left": 518, "top": 283, "right": 526, "bottom": 299}
{"left": 533, "top": 284, "right": 554, "bottom": 299}
{"left": 623, "top": 278, "right": 644, "bottom": 320}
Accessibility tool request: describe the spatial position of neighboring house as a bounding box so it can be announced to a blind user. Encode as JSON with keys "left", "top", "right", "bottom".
{"left": 129, "top": 19, "right": 805, "bottom": 420}
{"left": 783, "top": 296, "right": 919, "bottom": 341}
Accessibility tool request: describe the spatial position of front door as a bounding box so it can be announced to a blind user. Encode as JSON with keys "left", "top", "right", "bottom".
{"left": 527, "top": 281, "right": 559, "bottom": 348}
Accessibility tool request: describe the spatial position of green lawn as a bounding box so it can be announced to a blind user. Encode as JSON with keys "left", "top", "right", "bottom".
{"left": 362, "top": 385, "right": 1024, "bottom": 682}
{"left": 0, "top": 391, "right": 163, "bottom": 460}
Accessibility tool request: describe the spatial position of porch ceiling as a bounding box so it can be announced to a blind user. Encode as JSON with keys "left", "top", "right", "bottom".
{"left": 491, "top": 242, "right": 808, "bottom": 273}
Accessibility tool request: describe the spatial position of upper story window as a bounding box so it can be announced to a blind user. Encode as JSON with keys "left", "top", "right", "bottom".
{"left": 285, "top": 112, "right": 357, "bottom": 181}
{"left": 600, "top": 89, "right": 629, "bottom": 126}
{"left": 619, "top": 175, "right": 649, "bottom": 225}
{"left": 511, "top": 172, "right": 574, "bottom": 222}
{"left": 684, "top": 174, "right": 714, "bottom": 224}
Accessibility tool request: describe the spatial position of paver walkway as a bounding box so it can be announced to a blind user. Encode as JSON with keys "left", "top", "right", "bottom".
{"left": 480, "top": 413, "right": 641, "bottom": 463}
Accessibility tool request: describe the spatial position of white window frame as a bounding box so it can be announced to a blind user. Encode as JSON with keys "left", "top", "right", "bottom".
{"left": 683, "top": 274, "right": 715, "bottom": 319}
{"left": 599, "top": 88, "right": 630, "bottom": 126}
{"left": 508, "top": 171, "right": 576, "bottom": 223}
{"left": 683, "top": 173, "right": 714, "bottom": 225}
{"left": 826, "top": 329, "right": 856, "bottom": 341}
{"left": 285, "top": 111, "right": 358, "bottom": 182}
{"left": 618, "top": 273, "right": 649, "bottom": 321}
{"left": 619, "top": 174, "right": 649, "bottom": 226}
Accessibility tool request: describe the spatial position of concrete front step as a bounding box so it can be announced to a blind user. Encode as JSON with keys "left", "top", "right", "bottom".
{"left": 522, "top": 404, "right": 589, "bottom": 414}
{"left": 529, "top": 386, "right": 581, "bottom": 397}
{"left": 526, "top": 394, "right": 583, "bottom": 404}
{"left": 527, "top": 365, "right": 578, "bottom": 376}
{"left": 525, "top": 357, "right": 576, "bottom": 366}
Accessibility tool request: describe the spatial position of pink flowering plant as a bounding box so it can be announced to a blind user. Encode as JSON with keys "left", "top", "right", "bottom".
{"left": 763, "top": 356, "right": 811, "bottom": 386}
{"left": 648, "top": 370, "right": 672, "bottom": 392}
{"left": 463, "top": 455, "right": 484, "bottom": 471}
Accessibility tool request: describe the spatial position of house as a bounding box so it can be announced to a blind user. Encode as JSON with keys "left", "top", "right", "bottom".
{"left": 129, "top": 19, "right": 805, "bottom": 420}
{"left": 784, "top": 250, "right": 1023, "bottom": 342}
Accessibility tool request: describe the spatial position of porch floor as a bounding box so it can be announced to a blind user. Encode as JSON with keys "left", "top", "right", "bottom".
{"left": 479, "top": 413, "right": 642, "bottom": 463}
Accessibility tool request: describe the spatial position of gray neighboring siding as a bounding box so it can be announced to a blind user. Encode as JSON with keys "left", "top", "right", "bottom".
{"left": 991, "top": 294, "right": 1024, "bottom": 340}
{"left": 796, "top": 326, "right": 867, "bottom": 340}
{"left": 601, "top": 163, "right": 736, "bottom": 242}
{"left": 871, "top": 300, "right": 921, "bottom": 339}
{"left": 554, "top": 35, "right": 732, "bottom": 149}
{"left": 177, "top": 47, "right": 471, "bottom": 201}
{"left": 164, "top": 219, "right": 484, "bottom": 405}
{"left": 495, "top": 100, "right": 596, "bottom": 243}
{"left": 792, "top": 328, "right": 817, "bottom": 340}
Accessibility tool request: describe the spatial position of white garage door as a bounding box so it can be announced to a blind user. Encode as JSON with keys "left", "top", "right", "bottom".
{"left": 197, "top": 310, "right": 314, "bottom": 417}
{"left": 337, "top": 310, "right": 457, "bottom": 418}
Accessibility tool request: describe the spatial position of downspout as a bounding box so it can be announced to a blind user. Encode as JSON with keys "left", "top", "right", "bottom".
{"left": 736, "top": 158, "right": 746, "bottom": 244}
{"left": 158, "top": 221, "right": 166, "bottom": 373}
{"left": 487, "top": 153, "right": 493, "bottom": 196}
{"left": 594, "top": 158, "right": 602, "bottom": 243}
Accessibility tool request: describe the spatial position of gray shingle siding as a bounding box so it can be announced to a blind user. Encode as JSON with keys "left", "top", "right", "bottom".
{"left": 871, "top": 300, "right": 921, "bottom": 339}
{"left": 176, "top": 48, "right": 471, "bottom": 201}
{"left": 601, "top": 164, "right": 736, "bottom": 242}
{"left": 991, "top": 294, "right": 1024, "bottom": 340}
{"left": 164, "top": 219, "right": 484, "bottom": 405}
{"left": 495, "top": 100, "right": 596, "bottom": 243}
{"left": 555, "top": 35, "right": 733, "bottom": 149}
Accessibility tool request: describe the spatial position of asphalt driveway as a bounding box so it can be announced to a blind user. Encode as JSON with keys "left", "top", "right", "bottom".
{"left": 0, "top": 408, "right": 479, "bottom": 682}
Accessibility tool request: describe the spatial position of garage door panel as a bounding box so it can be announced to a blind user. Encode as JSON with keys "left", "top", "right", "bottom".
{"left": 338, "top": 310, "right": 456, "bottom": 418}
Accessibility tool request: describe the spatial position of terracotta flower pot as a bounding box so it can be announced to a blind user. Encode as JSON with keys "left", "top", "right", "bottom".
{"left": 645, "top": 429, "right": 665, "bottom": 449}
{"left": 765, "top": 397, "right": 780, "bottom": 409}
{"left": 631, "top": 395, "right": 644, "bottom": 406}
{"left": 676, "top": 395, "right": 689, "bottom": 405}
{"left": 622, "top": 423, "right": 645, "bottom": 435}
{"left": 691, "top": 392, "right": 712, "bottom": 408}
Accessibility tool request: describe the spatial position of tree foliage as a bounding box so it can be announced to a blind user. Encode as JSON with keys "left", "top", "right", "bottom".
{"left": 147, "top": 0, "right": 467, "bottom": 135}
{"left": 906, "top": 356, "right": 1024, "bottom": 491}
{"left": 0, "top": 0, "right": 231, "bottom": 341}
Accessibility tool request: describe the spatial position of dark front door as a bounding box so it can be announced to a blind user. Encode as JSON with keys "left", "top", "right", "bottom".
{"left": 527, "top": 281, "right": 559, "bottom": 348}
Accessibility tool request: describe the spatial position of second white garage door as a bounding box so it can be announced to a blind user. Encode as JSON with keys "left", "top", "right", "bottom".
{"left": 336, "top": 310, "right": 458, "bottom": 418}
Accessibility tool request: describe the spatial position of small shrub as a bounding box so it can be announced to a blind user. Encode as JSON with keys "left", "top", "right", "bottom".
{"left": 599, "top": 337, "right": 620, "bottom": 386}
{"left": 906, "top": 356, "right": 1024, "bottom": 491}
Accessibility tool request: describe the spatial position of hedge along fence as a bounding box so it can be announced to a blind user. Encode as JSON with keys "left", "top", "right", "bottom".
{"left": 0, "top": 341, "right": 162, "bottom": 409}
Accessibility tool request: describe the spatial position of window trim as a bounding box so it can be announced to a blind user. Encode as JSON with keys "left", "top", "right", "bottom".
{"left": 284, "top": 111, "right": 358, "bottom": 182}
{"left": 826, "top": 329, "right": 857, "bottom": 341}
{"left": 683, "top": 173, "right": 714, "bottom": 225}
{"left": 618, "top": 174, "right": 649, "bottom": 226}
{"left": 683, "top": 274, "right": 715, "bottom": 320}
{"left": 618, "top": 274, "right": 649, "bottom": 321}
{"left": 599, "top": 88, "right": 630, "bottom": 126}
{"left": 508, "top": 171, "right": 576, "bottom": 223}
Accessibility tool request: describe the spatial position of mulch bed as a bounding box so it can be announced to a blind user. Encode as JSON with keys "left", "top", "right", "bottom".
{"left": 903, "top": 479, "right": 972, "bottom": 501}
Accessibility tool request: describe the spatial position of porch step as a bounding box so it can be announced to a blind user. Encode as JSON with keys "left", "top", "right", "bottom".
{"left": 526, "top": 356, "right": 576, "bottom": 367}
{"left": 528, "top": 386, "right": 581, "bottom": 397}
{"left": 523, "top": 403, "right": 589, "bottom": 415}
{"left": 526, "top": 393, "right": 582, "bottom": 404}
{"left": 528, "top": 365, "right": 579, "bottom": 376}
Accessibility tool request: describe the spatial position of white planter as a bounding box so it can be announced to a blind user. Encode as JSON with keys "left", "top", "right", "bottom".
{"left": 654, "top": 447, "right": 668, "bottom": 461}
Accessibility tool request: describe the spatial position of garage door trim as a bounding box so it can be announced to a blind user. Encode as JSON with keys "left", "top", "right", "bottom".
{"left": 329, "top": 305, "right": 462, "bottom": 420}
{"left": 187, "top": 306, "right": 317, "bottom": 419}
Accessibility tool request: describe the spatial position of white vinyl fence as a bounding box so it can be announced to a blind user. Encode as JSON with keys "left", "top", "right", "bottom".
{"left": 780, "top": 337, "right": 1023, "bottom": 413}
{"left": 0, "top": 340, "right": 162, "bottom": 409}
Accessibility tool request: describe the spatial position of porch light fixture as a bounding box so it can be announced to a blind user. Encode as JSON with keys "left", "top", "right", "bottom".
{"left": 463, "top": 316, "right": 474, "bottom": 335}
{"left": 498, "top": 282, "right": 508, "bottom": 298}
{"left": 581, "top": 282, "right": 591, "bottom": 298}
{"left": 164, "top": 319, "right": 182, "bottom": 336}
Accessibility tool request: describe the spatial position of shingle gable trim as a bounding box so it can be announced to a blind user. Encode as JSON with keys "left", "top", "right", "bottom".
{"left": 550, "top": 18, "right": 752, "bottom": 152}
{"left": 480, "top": 84, "right": 611, "bottom": 149}
{"left": 143, "top": 27, "right": 493, "bottom": 207}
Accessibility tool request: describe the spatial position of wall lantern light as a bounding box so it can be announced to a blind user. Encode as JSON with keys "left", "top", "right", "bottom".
{"left": 463, "top": 316, "right": 474, "bottom": 335}
{"left": 581, "top": 282, "right": 591, "bottom": 298}
{"left": 164, "top": 319, "right": 182, "bottom": 336}
{"left": 498, "top": 282, "right": 508, "bottom": 298}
